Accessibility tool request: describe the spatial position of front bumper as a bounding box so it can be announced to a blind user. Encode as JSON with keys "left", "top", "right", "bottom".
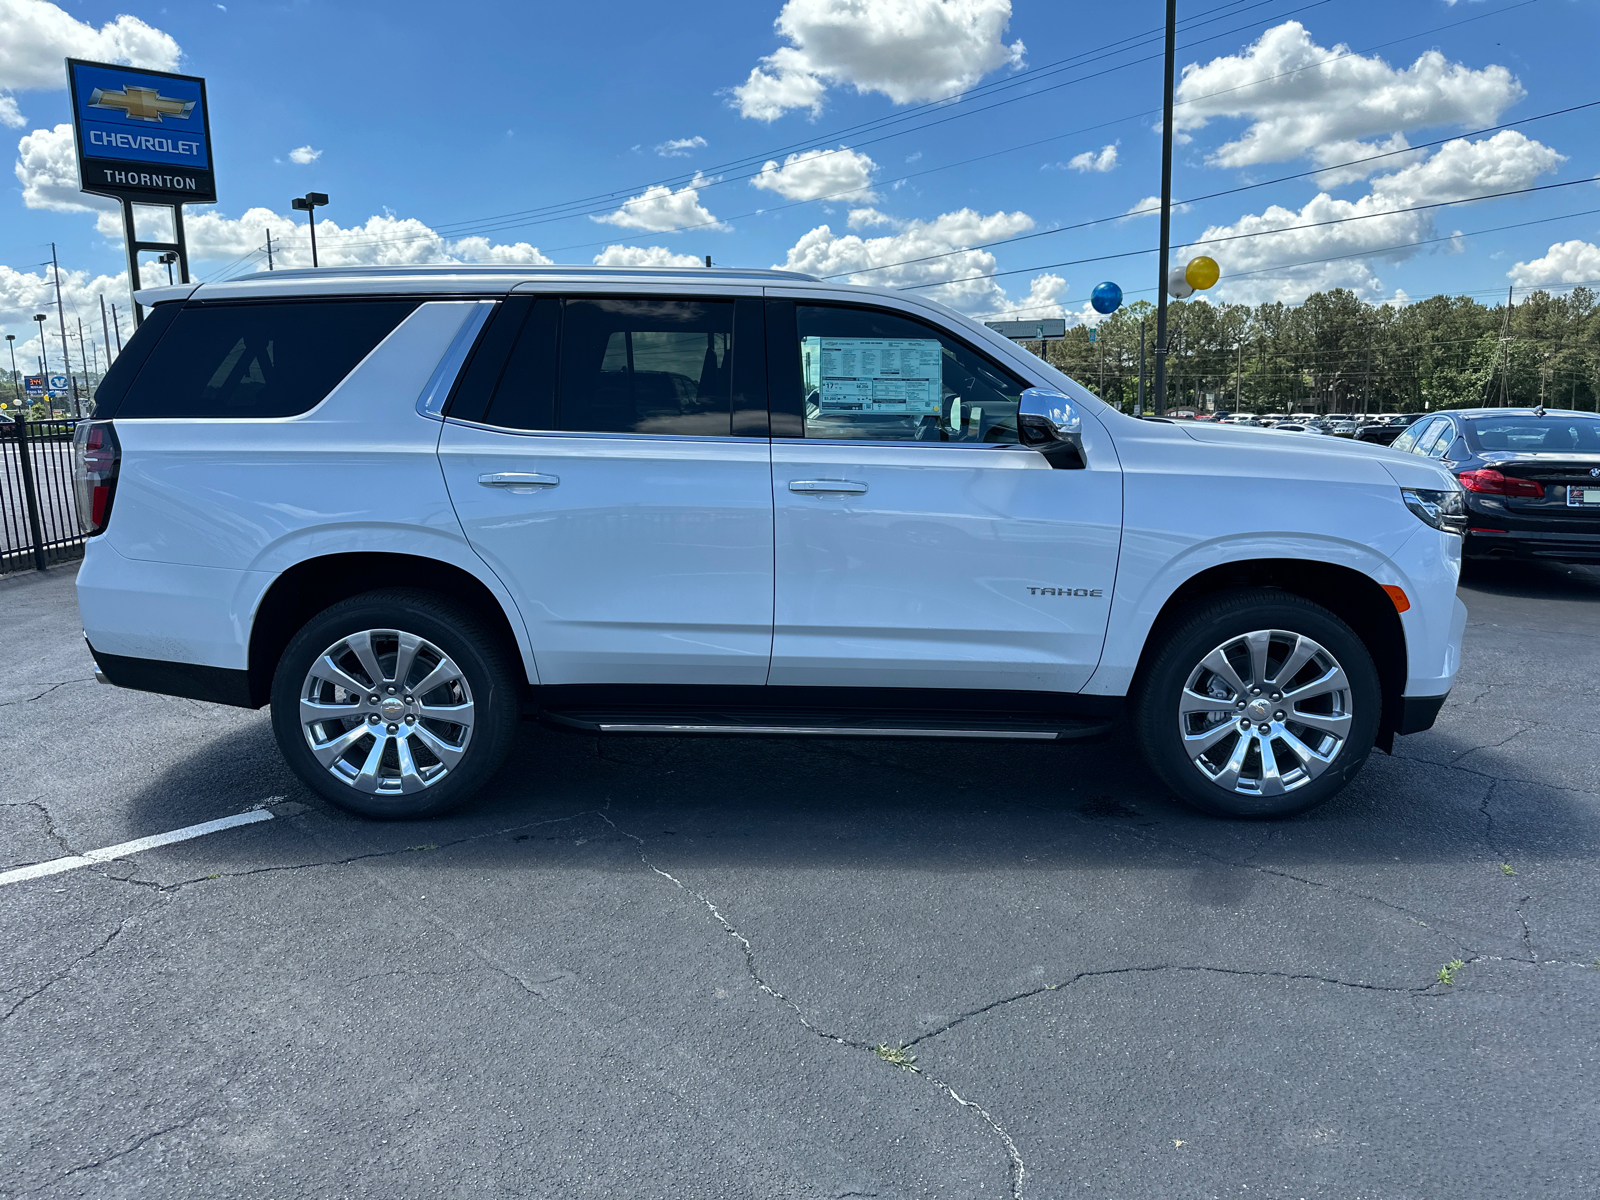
{"left": 1398, "top": 692, "right": 1449, "bottom": 735}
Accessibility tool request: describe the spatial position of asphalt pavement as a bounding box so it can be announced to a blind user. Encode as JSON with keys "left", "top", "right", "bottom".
{"left": 2, "top": 558, "right": 1597, "bottom": 1199}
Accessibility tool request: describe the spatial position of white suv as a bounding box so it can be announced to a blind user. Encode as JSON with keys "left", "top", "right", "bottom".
{"left": 74, "top": 265, "right": 1467, "bottom": 820}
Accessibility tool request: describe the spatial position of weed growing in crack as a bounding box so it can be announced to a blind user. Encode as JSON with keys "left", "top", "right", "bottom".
{"left": 407, "top": 844, "right": 438, "bottom": 852}
{"left": 873, "top": 1044, "right": 920, "bottom": 1072}
{"left": 1500, "top": 863, "right": 1516, "bottom": 876}
{"left": 1437, "top": 959, "right": 1467, "bottom": 985}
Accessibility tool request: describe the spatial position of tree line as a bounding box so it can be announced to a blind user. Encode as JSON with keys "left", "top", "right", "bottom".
{"left": 1040, "top": 287, "right": 1600, "bottom": 414}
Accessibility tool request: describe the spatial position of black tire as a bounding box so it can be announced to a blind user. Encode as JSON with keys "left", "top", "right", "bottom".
{"left": 1132, "top": 589, "right": 1381, "bottom": 819}
{"left": 270, "top": 589, "right": 521, "bottom": 819}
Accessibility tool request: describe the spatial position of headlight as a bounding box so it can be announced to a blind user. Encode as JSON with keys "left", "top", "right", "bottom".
{"left": 1401, "top": 487, "right": 1466, "bottom": 536}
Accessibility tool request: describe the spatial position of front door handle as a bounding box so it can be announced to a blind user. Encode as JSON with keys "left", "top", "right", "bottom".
{"left": 479, "top": 472, "right": 559, "bottom": 490}
{"left": 789, "top": 479, "right": 868, "bottom": 496}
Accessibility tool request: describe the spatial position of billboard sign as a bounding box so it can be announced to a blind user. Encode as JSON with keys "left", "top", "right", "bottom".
{"left": 48, "top": 374, "right": 70, "bottom": 393}
{"left": 985, "top": 318, "right": 1066, "bottom": 342}
{"left": 67, "top": 58, "right": 215, "bottom": 204}
{"left": 24, "top": 376, "right": 45, "bottom": 397}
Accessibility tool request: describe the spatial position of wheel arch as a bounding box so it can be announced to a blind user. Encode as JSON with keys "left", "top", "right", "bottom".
{"left": 246, "top": 552, "right": 529, "bottom": 708}
{"left": 1129, "top": 558, "right": 1408, "bottom": 752}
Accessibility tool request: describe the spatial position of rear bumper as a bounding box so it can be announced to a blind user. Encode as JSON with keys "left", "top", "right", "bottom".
{"left": 1464, "top": 527, "right": 1600, "bottom": 564}
{"left": 87, "top": 640, "right": 257, "bottom": 707}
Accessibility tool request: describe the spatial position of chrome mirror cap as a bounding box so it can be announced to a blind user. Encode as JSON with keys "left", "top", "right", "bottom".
{"left": 1019, "top": 387, "right": 1081, "bottom": 439}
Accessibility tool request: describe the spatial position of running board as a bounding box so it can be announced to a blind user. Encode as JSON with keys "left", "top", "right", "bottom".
{"left": 540, "top": 709, "right": 1114, "bottom": 741}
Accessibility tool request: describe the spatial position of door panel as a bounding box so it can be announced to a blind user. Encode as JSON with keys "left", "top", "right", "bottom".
{"left": 440, "top": 426, "right": 774, "bottom": 684}
{"left": 771, "top": 441, "right": 1121, "bottom": 691}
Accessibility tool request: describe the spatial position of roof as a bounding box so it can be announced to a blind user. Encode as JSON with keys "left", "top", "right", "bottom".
{"left": 134, "top": 262, "right": 821, "bottom": 306}
{"left": 1437, "top": 408, "right": 1598, "bottom": 419}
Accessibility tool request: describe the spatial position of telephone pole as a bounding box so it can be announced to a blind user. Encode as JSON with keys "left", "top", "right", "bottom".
{"left": 50, "top": 243, "right": 78, "bottom": 415}
{"left": 1498, "top": 285, "right": 1513, "bottom": 407}
{"left": 100, "top": 294, "right": 114, "bottom": 364}
{"left": 266, "top": 229, "right": 274, "bottom": 270}
{"left": 111, "top": 304, "right": 123, "bottom": 351}
{"left": 1150, "top": 0, "right": 1178, "bottom": 417}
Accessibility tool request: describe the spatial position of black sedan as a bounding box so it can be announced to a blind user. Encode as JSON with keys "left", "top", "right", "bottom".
{"left": 1388, "top": 408, "right": 1600, "bottom": 564}
{"left": 1354, "top": 412, "right": 1426, "bottom": 446}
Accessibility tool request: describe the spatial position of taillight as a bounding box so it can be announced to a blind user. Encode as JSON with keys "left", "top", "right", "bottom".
{"left": 1457, "top": 469, "right": 1543, "bottom": 498}
{"left": 72, "top": 420, "right": 120, "bottom": 536}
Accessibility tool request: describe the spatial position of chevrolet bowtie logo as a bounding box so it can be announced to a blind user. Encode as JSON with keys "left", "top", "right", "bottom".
{"left": 88, "top": 85, "right": 195, "bottom": 123}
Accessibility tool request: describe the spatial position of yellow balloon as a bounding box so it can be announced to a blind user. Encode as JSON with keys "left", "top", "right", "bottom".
{"left": 1185, "top": 256, "right": 1220, "bottom": 290}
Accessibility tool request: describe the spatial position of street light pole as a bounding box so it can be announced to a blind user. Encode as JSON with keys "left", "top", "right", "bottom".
{"left": 292, "top": 193, "right": 330, "bottom": 267}
{"left": 6, "top": 334, "right": 18, "bottom": 405}
{"left": 1151, "top": 0, "right": 1178, "bottom": 418}
{"left": 33, "top": 314, "right": 50, "bottom": 383}
{"left": 159, "top": 251, "right": 178, "bottom": 285}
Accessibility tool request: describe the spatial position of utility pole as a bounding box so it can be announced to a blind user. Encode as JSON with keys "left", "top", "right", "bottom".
{"left": 1136, "top": 317, "right": 1146, "bottom": 416}
{"left": 49, "top": 244, "right": 78, "bottom": 415}
{"left": 266, "top": 229, "right": 274, "bottom": 270}
{"left": 1151, "top": 0, "right": 1178, "bottom": 418}
{"left": 111, "top": 304, "right": 123, "bottom": 351}
{"left": 1235, "top": 341, "right": 1242, "bottom": 410}
{"left": 76, "top": 315, "right": 91, "bottom": 406}
{"left": 1498, "top": 285, "right": 1514, "bottom": 407}
{"left": 100, "top": 294, "right": 114, "bottom": 364}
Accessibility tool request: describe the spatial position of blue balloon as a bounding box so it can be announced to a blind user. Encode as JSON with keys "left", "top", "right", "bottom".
{"left": 1090, "top": 281, "right": 1123, "bottom": 314}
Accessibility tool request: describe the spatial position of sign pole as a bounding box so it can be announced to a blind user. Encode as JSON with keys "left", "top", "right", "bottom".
{"left": 121, "top": 197, "right": 144, "bottom": 326}
{"left": 49, "top": 243, "right": 78, "bottom": 415}
{"left": 1151, "top": 0, "right": 1177, "bottom": 418}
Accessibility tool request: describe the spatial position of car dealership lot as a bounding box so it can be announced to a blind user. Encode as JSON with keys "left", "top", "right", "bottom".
{"left": 2, "top": 562, "right": 1597, "bottom": 1199}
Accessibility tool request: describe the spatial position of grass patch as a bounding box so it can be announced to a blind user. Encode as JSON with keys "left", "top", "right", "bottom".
{"left": 1500, "top": 863, "right": 1516, "bottom": 876}
{"left": 873, "top": 1044, "right": 920, "bottom": 1072}
{"left": 1437, "top": 959, "right": 1467, "bottom": 986}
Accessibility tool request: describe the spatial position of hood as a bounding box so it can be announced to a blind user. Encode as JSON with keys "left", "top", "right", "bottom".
{"left": 1179, "top": 420, "right": 1458, "bottom": 491}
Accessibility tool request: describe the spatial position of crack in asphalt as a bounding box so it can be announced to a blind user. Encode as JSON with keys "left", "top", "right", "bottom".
{"left": 0, "top": 677, "right": 95, "bottom": 708}
{"left": 0, "top": 798, "right": 74, "bottom": 858}
{"left": 595, "top": 810, "right": 1028, "bottom": 1199}
{"left": 12, "top": 1117, "right": 197, "bottom": 1196}
{"left": 0, "top": 904, "right": 154, "bottom": 1025}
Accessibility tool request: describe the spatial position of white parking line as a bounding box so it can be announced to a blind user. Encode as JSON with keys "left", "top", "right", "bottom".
{"left": 0, "top": 810, "right": 275, "bottom": 887}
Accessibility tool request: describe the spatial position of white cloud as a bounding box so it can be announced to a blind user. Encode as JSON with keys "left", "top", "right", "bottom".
{"left": 1174, "top": 20, "right": 1523, "bottom": 168}
{"left": 847, "top": 206, "right": 896, "bottom": 229}
{"left": 452, "top": 238, "right": 553, "bottom": 265}
{"left": 1121, "top": 195, "right": 1191, "bottom": 220}
{"left": 15, "top": 123, "right": 116, "bottom": 214}
{"left": 1507, "top": 240, "right": 1600, "bottom": 288}
{"left": 1185, "top": 131, "right": 1564, "bottom": 303}
{"left": 1066, "top": 143, "right": 1118, "bottom": 173}
{"left": 656, "top": 136, "right": 707, "bottom": 157}
{"left": 732, "top": 0, "right": 1024, "bottom": 120}
{"left": 750, "top": 145, "right": 877, "bottom": 201}
{"left": 0, "top": 261, "right": 131, "bottom": 384}
{"left": 777, "top": 206, "right": 1035, "bottom": 311}
{"left": 1310, "top": 134, "right": 1418, "bottom": 189}
{"left": 982, "top": 273, "right": 1068, "bottom": 320}
{"left": 0, "top": 0, "right": 182, "bottom": 127}
{"left": 287, "top": 145, "right": 321, "bottom": 165}
{"left": 593, "top": 172, "right": 726, "bottom": 233}
{"left": 592, "top": 245, "right": 707, "bottom": 268}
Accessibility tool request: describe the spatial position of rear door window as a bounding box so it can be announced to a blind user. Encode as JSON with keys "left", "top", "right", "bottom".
{"left": 114, "top": 300, "right": 419, "bottom": 418}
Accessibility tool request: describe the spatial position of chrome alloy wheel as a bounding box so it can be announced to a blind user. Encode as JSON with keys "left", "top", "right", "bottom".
{"left": 298, "top": 629, "right": 475, "bottom": 795}
{"left": 1177, "top": 629, "right": 1353, "bottom": 797}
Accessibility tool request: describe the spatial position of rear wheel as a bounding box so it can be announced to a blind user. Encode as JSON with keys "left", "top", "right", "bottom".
{"left": 1133, "top": 590, "right": 1381, "bottom": 818}
{"left": 270, "top": 589, "right": 520, "bottom": 819}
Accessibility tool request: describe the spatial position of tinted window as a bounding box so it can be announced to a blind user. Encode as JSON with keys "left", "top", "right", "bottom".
{"left": 1415, "top": 418, "right": 1455, "bottom": 457}
{"left": 1466, "top": 415, "right": 1600, "bottom": 453}
{"left": 117, "top": 300, "right": 418, "bottom": 418}
{"left": 87, "top": 301, "right": 181, "bottom": 418}
{"left": 791, "top": 304, "right": 1025, "bottom": 442}
{"left": 558, "top": 298, "right": 734, "bottom": 436}
{"left": 1396, "top": 416, "right": 1444, "bottom": 455}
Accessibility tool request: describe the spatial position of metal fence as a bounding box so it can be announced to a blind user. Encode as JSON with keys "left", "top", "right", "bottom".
{"left": 1, "top": 420, "right": 86, "bottom": 574}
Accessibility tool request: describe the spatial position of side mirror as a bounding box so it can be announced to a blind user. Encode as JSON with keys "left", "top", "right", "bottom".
{"left": 1018, "top": 387, "right": 1085, "bottom": 469}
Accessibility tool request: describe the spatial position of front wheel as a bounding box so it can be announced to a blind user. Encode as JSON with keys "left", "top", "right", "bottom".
{"left": 270, "top": 589, "right": 521, "bottom": 819}
{"left": 1132, "top": 590, "right": 1381, "bottom": 818}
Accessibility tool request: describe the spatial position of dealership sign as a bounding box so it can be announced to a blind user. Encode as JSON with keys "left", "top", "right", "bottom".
{"left": 67, "top": 58, "right": 215, "bottom": 204}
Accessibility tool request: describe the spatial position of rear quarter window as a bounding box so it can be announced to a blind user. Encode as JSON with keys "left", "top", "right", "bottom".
{"left": 111, "top": 299, "right": 419, "bottom": 418}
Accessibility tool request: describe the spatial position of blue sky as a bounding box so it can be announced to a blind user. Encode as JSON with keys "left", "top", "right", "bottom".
{"left": 3, "top": 0, "right": 1598, "bottom": 371}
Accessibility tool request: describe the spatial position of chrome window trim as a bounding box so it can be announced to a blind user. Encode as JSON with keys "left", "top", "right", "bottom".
{"left": 415, "top": 300, "right": 498, "bottom": 420}
{"left": 440, "top": 416, "right": 770, "bottom": 445}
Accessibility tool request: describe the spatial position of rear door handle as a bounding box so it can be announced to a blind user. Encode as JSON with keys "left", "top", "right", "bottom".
{"left": 789, "top": 479, "right": 868, "bottom": 496}
{"left": 479, "top": 472, "right": 559, "bottom": 490}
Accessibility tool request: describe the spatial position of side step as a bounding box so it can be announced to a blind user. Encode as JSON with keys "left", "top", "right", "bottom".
{"left": 540, "top": 708, "right": 1114, "bottom": 741}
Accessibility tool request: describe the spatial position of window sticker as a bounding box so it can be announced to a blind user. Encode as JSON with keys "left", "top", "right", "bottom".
{"left": 802, "top": 336, "right": 943, "bottom": 416}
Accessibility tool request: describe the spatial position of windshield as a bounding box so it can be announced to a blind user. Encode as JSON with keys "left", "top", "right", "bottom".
{"left": 1465, "top": 415, "right": 1600, "bottom": 453}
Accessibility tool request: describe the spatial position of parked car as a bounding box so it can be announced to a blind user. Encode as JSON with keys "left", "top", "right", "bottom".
{"left": 1355, "top": 421, "right": 1410, "bottom": 446}
{"left": 76, "top": 264, "right": 1466, "bottom": 821}
{"left": 1272, "top": 423, "right": 1326, "bottom": 435}
{"left": 1388, "top": 407, "right": 1600, "bottom": 563}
